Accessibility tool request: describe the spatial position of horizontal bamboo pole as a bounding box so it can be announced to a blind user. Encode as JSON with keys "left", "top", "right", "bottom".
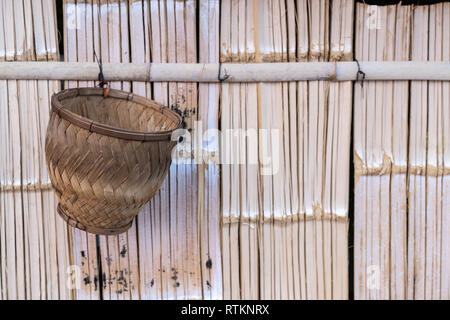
{"left": 0, "top": 61, "right": 450, "bottom": 82}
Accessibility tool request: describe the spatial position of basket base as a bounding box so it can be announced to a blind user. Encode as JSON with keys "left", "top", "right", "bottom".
{"left": 57, "top": 203, "right": 133, "bottom": 235}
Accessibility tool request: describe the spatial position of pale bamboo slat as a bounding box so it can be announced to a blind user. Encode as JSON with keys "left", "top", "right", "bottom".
{"left": 198, "top": 0, "right": 223, "bottom": 300}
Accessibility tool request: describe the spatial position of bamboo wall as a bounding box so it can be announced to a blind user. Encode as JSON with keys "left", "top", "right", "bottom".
{"left": 0, "top": 0, "right": 449, "bottom": 300}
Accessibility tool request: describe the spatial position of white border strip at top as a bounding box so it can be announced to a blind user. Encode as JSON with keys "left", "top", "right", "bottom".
{"left": 0, "top": 61, "right": 449, "bottom": 82}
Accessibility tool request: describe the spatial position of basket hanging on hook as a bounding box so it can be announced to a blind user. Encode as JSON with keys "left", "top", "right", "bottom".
{"left": 45, "top": 83, "right": 182, "bottom": 234}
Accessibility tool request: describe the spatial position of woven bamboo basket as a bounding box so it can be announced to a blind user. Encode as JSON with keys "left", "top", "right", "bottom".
{"left": 45, "top": 88, "right": 182, "bottom": 235}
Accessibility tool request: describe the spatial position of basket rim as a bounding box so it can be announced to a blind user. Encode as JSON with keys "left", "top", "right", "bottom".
{"left": 51, "top": 87, "right": 183, "bottom": 141}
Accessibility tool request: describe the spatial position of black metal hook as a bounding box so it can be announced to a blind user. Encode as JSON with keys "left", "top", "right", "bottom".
{"left": 355, "top": 59, "right": 365, "bottom": 89}
{"left": 218, "top": 62, "right": 230, "bottom": 82}
{"left": 93, "top": 50, "right": 107, "bottom": 88}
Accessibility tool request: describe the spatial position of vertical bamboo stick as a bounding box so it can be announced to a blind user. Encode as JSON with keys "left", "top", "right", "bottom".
{"left": 220, "top": 0, "right": 238, "bottom": 299}
{"left": 47, "top": 0, "right": 72, "bottom": 298}
{"left": 185, "top": 0, "right": 201, "bottom": 298}
{"left": 258, "top": 0, "right": 278, "bottom": 299}
{"left": 169, "top": 0, "right": 201, "bottom": 299}
{"left": 33, "top": 0, "right": 55, "bottom": 299}
{"left": 426, "top": 3, "right": 444, "bottom": 300}
{"left": 296, "top": 0, "right": 309, "bottom": 299}
{"left": 8, "top": 0, "right": 26, "bottom": 300}
{"left": 409, "top": 5, "right": 429, "bottom": 300}
{"left": 338, "top": 1, "right": 352, "bottom": 300}
{"left": 305, "top": 0, "right": 331, "bottom": 300}
{"left": 271, "top": 0, "right": 289, "bottom": 300}
{"left": 198, "top": 0, "right": 222, "bottom": 300}
{"left": 286, "top": 0, "right": 299, "bottom": 300}
{"left": 167, "top": 0, "right": 184, "bottom": 299}
{"left": 246, "top": 0, "right": 259, "bottom": 299}
{"left": 148, "top": 0, "right": 170, "bottom": 300}
{"left": 390, "top": 5, "right": 410, "bottom": 300}
{"left": 0, "top": 3, "right": 8, "bottom": 300}
{"left": 354, "top": 2, "right": 366, "bottom": 299}
{"left": 0, "top": 1, "right": 9, "bottom": 299}
{"left": 326, "top": 0, "right": 352, "bottom": 300}
{"left": 19, "top": 0, "right": 42, "bottom": 299}
{"left": 241, "top": 0, "right": 257, "bottom": 300}
{"left": 441, "top": 2, "right": 450, "bottom": 300}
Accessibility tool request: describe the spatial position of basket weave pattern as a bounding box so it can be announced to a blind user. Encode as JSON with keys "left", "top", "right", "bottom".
{"left": 45, "top": 88, "right": 181, "bottom": 235}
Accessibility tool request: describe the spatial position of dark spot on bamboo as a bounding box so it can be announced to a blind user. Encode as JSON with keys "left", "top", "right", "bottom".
{"left": 171, "top": 268, "right": 179, "bottom": 281}
{"left": 116, "top": 270, "right": 128, "bottom": 290}
{"left": 83, "top": 276, "right": 91, "bottom": 285}
{"left": 94, "top": 275, "right": 98, "bottom": 291}
{"left": 81, "top": 250, "right": 85, "bottom": 258}
{"left": 206, "top": 280, "right": 211, "bottom": 289}
{"left": 206, "top": 257, "right": 212, "bottom": 269}
{"left": 102, "top": 273, "right": 107, "bottom": 289}
{"left": 120, "top": 245, "right": 127, "bottom": 257}
{"left": 150, "top": 279, "right": 154, "bottom": 287}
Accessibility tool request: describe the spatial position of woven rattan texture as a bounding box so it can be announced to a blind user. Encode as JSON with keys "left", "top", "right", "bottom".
{"left": 45, "top": 88, "right": 180, "bottom": 235}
